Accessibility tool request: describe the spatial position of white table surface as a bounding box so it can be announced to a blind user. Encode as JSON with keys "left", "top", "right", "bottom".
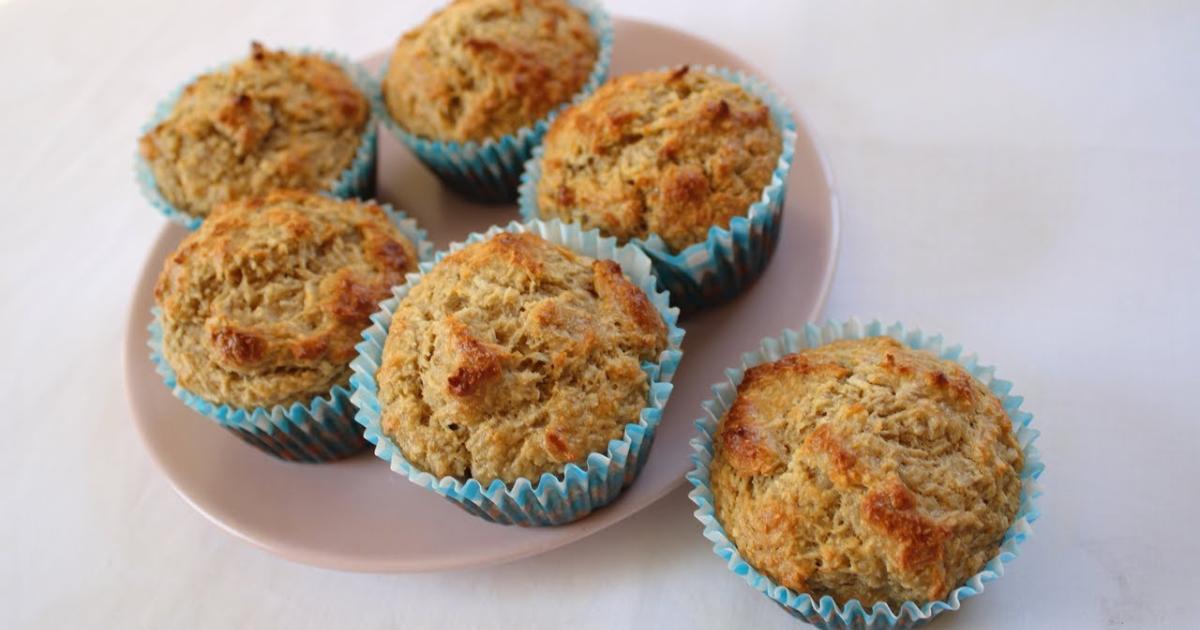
{"left": 3, "top": 0, "right": 1198, "bottom": 628}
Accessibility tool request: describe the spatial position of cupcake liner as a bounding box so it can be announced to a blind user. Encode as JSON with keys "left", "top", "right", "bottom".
{"left": 349, "top": 218, "right": 685, "bottom": 525}
{"left": 519, "top": 65, "right": 797, "bottom": 313}
{"left": 147, "top": 204, "right": 433, "bottom": 463}
{"left": 135, "top": 48, "right": 381, "bottom": 230}
{"left": 686, "top": 319, "right": 1044, "bottom": 629}
{"left": 375, "top": 0, "right": 613, "bottom": 203}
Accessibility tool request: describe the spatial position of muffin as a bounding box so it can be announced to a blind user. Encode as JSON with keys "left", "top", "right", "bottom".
{"left": 350, "top": 221, "right": 684, "bottom": 524}
{"left": 384, "top": 0, "right": 598, "bottom": 143}
{"left": 378, "top": 0, "right": 612, "bottom": 201}
{"left": 139, "top": 42, "right": 375, "bottom": 225}
{"left": 711, "top": 336, "right": 1024, "bottom": 605}
{"left": 378, "top": 231, "right": 665, "bottom": 482}
{"left": 520, "top": 65, "right": 795, "bottom": 312}
{"left": 534, "top": 66, "right": 782, "bottom": 251}
{"left": 689, "top": 324, "right": 1042, "bottom": 627}
{"left": 152, "top": 190, "right": 424, "bottom": 461}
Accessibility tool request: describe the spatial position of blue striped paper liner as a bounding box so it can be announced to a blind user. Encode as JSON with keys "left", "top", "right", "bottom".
{"left": 687, "top": 319, "right": 1044, "bottom": 628}
{"left": 349, "top": 218, "right": 685, "bottom": 525}
{"left": 519, "top": 65, "right": 797, "bottom": 313}
{"left": 147, "top": 203, "right": 433, "bottom": 463}
{"left": 135, "top": 48, "right": 381, "bottom": 230}
{"left": 375, "top": 0, "right": 613, "bottom": 203}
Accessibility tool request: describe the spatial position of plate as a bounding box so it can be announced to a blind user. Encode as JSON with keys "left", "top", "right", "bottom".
{"left": 123, "top": 17, "right": 839, "bottom": 572}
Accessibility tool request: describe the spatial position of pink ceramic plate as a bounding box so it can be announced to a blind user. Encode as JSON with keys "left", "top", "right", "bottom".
{"left": 123, "top": 17, "right": 839, "bottom": 572}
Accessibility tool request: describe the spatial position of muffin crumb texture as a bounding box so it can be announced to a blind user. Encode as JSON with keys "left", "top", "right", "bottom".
{"left": 536, "top": 67, "right": 781, "bottom": 251}
{"left": 383, "top": 0, "right": 598, "bottom": 142}
{"left": 710, "top": 337, "right": 1024, "bottom": 607}
{"left": 140, "top": 43, "right": 370, "bottom": 218}
{"left": 155, "top": 191, "right": 418, "bottom": 408}
{"left": 377, "top": 232, "right": 667, "bottom": 484}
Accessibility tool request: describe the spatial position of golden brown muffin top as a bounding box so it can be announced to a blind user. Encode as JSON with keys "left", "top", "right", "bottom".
{"left": 710, "top": 337, "right": 1024, "bottom": 607}
{"left": 383, "top": 0, "right": 598, "bottom": 143}
{"left": 535, "top": 66, "right": 782, "bottom": 252}
{"left": 155, "top": 190, "right": 418, "bottom": 408}
{"left": 139, "top": 43, "right": 370, "bottom": 219}
{"left": 377, "top": 232, "right": 667, "bottom": 484}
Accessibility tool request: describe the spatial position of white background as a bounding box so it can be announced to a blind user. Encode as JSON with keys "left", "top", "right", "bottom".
{"left": 2, "top": 0, "right": 1199, "bottom": 628}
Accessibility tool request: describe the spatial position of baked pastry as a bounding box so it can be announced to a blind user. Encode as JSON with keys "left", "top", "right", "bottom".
{"left": 376, "top": 231, "right": 667, "bottom": 484}
{"left": 139, "top": 42, "right": 371, "bottom": 219}
{"left": 709, "top": 337, "right": 1024, "bottom": 607}
{"left": 382, "top": 0, "right": 599, "bottom": 143}
{"left": 534, "top": 66, "right": 782, "bottom": 252}
{"left": 155, "top": 190, "right": 418, "bottom": 409}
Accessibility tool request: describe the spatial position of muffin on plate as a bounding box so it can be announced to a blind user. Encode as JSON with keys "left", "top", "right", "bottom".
{"left": 689, "top": 322, "right": 1043, "bottom": 628}
{"left": 138, "top": 42, "right": 377, "bottom": 228}
{"left": 378, "top": 0, "right": 613, "bottom": 201}
{"left": 381, "top": 230, "right": 664, "bottom": 481}
{"left": 519, "top": 65, "right": 796, "bottom": 312}
{"left": 150, "top": 190, "right": 428, "bottom": 462}
{"left": 350, "top": 221, "right": 684, "bottom": 524}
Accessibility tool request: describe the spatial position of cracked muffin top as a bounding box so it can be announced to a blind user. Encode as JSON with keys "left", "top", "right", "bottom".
{"left": 534, "top": 66, "right": 782, "bottom": 252}
{"left": 709, "top": 337, "right": 1024, "bottom": 607}
{"left": 139, "top": 42, "right": 370, "bottom": 219}
{"left": 382, "top": 0, "right": 598, "bottom": 143}
{"left": 155, "top": 190, "right": 418, "bottom": 408}
{"left": 376, "top": 231, "right": 667, "bottom": 484}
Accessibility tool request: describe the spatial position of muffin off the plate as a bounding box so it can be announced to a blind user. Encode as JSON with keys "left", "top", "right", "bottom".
{"left": 709, "top": 337, "right": 1024, "bottom": 608}
{"left": 139, "top": 43, "right": 372, "bottom": 222}
{"left": 153, "top": 191, "right": 420, "bottom": 460}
